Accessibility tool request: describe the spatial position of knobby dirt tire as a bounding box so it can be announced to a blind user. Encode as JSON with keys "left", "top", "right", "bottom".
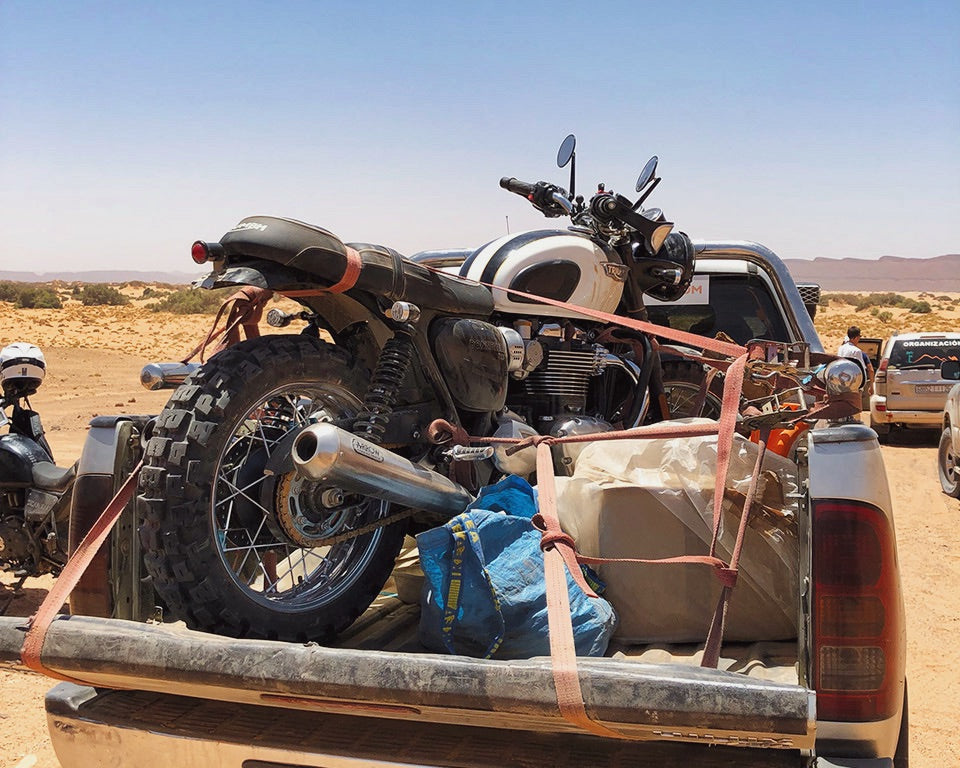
{"left": 138, "top": 334, "right": 407, "bottom": 642}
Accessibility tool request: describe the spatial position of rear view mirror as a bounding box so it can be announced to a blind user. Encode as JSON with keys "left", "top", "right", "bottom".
{"left": 635, "top": 156, "right": 659, "bottom": 193}
{"left": 557, "top": 134, "right": 576, "bottom": 168}
{"left": 941, "top": 360, "right": 960, "bottom": 380}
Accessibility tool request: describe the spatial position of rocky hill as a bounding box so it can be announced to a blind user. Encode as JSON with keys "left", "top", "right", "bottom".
{"left": 783, "top": 254, "right": 960, "bottom": 292}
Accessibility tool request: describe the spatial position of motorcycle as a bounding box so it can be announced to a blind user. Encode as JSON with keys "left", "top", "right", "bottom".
{"left": 138, "top": 135, "right": 699, "bottom": 642}
{"left": 0, "top": 343, "right": 76, "bottom": 589}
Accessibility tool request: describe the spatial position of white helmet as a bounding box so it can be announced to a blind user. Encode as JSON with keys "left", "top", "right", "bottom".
{"left": 1, "top": 342, "right": 46, "bottom": 395}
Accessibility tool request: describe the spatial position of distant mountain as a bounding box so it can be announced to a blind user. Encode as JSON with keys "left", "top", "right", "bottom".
{"left": 0, "top": 270, "right": 202, "bottom": 284}
{"left": 783, "top": 254, "right": 960, "bottom": 292}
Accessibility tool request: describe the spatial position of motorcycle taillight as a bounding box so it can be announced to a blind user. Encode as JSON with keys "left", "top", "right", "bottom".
{"left": 192, "top": 240, "right": 224, "bottom": 264}
{"left": 812, "top": 499, "right": 904, "bottom": 722}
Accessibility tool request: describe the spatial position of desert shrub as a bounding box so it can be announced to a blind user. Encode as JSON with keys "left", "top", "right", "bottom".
{"left": 823, "top": 292, "right": 861, "bottom": 306}
{"left": 908, "top": 300, "right": 932, "bottom": 314}
{"left": 79, "top": 284, "right": 130, "bottom": 306}
{"left": 16, "top": 286, "right": 63, "bottom": 309}
{"left": 878, "top": 311, "right": 893, "bottom": 323}
{"left": 870, "top": 307, "right": 880, "bottom": 317}
{"left": 140, "top": 286, "right": 161, "bottom": 299}
{"left": 148, "top": 286, "right": 234, "bottom": 314}
{"left": 853, "top": 292, "right": 904, "bottom": 311}
{"left": 0, "top": 281, "right": 21, "bottom": 303}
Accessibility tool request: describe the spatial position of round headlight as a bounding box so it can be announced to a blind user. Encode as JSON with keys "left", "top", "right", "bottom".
{"left": 824, "top": 358, "right": 864, "bottom": 395}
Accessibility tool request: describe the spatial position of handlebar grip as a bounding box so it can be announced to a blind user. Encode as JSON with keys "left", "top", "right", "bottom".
{"left": 500, "top": 177, "right": 536, "bottom": 197}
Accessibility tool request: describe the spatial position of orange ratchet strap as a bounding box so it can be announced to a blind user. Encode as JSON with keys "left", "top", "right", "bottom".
{"left": 281, "top": 245, "right": 363, "bottom": 297}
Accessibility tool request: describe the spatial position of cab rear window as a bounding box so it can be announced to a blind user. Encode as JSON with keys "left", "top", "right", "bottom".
{"left": 645, "top": 274, "right": 790, "bottom": 345}
{"left": 888, "top": 338, "right": 960, "bottom": 369}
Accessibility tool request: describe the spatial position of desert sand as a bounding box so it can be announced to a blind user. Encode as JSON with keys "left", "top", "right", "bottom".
{"left": 2, "top": 289, "right": 959, "bottom": 766}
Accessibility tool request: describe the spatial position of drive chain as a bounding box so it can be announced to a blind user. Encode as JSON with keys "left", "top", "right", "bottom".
{"left": 310, "top": 507, "right": 418, "bottom": 547}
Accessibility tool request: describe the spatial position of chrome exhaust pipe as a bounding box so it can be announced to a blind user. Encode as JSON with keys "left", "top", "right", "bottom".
{"left": 140, "top": 362, "right": 201, "bottom": 391}
{"left": 292, "top": 423, "right": 474, "bottom": 516}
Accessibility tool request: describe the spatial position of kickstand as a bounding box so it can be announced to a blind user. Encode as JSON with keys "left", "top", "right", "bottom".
{"left": 0, "top": 573, "right": 28, "bottom": 615}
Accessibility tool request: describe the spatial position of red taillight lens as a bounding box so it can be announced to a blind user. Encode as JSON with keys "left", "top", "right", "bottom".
{"left": 191, "top": 240, "right": 224, "bottom": 264}
{"left": 812, "top": 500, "right": 904, "bottom": 722}
{"left": 192, "top": 241, "right": 210, "bottom": 264}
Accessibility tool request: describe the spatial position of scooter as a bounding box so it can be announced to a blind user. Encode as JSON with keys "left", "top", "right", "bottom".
{"left": 0, "top": 343, "right": 75, "bottom": 588}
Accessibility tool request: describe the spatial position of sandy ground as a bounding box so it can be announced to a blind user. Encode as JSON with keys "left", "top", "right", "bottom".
{"left": 1, "top": 293, "right": 959, "bottom": 766}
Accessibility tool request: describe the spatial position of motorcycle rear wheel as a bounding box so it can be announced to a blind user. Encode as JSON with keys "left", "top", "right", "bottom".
{"left": 138, "top": 334, "right": 407, "bottom": 642}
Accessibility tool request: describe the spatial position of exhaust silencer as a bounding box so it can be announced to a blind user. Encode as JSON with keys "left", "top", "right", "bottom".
{"left": 292, "top": 423, "right": 474, "bottom": 516}
{"left": 140, "top": 362, "right": 201, "bottom": 391}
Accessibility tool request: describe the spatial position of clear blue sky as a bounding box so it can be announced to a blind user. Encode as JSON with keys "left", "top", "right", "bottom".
{"left": 1, "top": 1, "right": 957, "bottom": 273}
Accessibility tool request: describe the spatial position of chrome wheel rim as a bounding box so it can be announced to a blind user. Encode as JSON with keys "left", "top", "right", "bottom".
{"left": 211, "top": 382, "right": 388, "bottom": 612}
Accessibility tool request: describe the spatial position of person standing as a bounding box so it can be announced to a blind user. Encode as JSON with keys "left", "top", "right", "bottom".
{"left": 838, "top": 325, "right": 874, "bottom": 407}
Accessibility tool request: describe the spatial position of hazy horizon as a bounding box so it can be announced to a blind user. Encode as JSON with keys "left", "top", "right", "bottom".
{"left": 2, "top": 2, "right": 957, "bottom": 273}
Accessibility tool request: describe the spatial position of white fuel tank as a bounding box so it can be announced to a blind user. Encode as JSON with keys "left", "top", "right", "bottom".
{"left": 459, "top": 230, "right": 626, "bottom": 319}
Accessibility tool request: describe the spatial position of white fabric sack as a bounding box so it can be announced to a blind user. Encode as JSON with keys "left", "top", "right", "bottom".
{"left": 555, "top": 423, "right": 799, "bottom": 643}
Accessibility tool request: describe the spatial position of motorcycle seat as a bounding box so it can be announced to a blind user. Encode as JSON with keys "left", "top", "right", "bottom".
{"left": 220, "top": 216, "right": 493, "bottom": 317}
{"left": 32, "top": 460, "right": 77, "bottom": 493}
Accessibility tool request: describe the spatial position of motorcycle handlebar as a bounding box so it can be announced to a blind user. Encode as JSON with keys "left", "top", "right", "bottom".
{"left": 499, "top": 177, "right": 536, "bottom": 198}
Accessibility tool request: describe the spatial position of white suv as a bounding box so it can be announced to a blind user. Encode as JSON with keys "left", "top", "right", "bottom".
{"left": 870, "top": 331, "right": 960, "bottom": 439}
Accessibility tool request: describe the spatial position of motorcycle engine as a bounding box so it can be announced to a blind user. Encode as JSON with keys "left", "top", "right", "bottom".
{"left": 0, "top": 515, "right": 32, "bottom": 566}
{"left": 498, "top": 321, "right": 641, "bottom": 474}
{"left": 431, "top": 317, "right": 638, "bottom": 475}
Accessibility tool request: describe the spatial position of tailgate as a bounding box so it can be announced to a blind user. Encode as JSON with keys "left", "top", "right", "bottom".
{"left": 2, "top": 614, "right": 814, "bottom": 751}
{"left": 45, "top": 683, "right": 812, "bottom": 768}
{"left": 887, "top": 368, "right": 953, "bottom": 410}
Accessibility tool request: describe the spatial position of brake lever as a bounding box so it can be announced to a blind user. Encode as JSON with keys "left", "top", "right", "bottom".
{"left": 550, "top": 191, "right": 574, "bottom": 215}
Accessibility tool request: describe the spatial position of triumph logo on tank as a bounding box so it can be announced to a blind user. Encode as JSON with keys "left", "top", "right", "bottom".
{"left": 602, "top": 262, "right": 629, "bottom": 282}
{"left": 351, "top": 438, "right": 384, "bottom": 462}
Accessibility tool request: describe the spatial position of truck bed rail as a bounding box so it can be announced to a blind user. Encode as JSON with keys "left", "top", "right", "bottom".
{"left": 1, "top": 614, "right": 814, "bottom": 750}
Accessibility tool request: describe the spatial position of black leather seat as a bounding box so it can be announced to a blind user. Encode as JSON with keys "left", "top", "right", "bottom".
{"left": 33, "top": 460, "right": 77, "bottom": 493}
{"left": 220, "top": 216, "right": 493, "bottom": 317}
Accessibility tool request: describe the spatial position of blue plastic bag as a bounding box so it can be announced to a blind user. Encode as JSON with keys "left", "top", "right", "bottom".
{"left": 417, "top": 476, "right": 617, "bottom": 659}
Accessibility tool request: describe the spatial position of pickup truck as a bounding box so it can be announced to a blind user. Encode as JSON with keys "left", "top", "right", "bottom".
{"left": 0, "top": 240, "right": 906, "bottom": 767}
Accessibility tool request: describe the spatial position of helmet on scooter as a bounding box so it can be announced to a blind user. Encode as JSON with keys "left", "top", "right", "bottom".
{"left": 1, "top": 342, "right": 46, "bottom": 397}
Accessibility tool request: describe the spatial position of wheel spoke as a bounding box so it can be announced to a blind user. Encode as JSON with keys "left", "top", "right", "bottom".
{"left": 208, "top": 380, "right": 392, "bottom": 610}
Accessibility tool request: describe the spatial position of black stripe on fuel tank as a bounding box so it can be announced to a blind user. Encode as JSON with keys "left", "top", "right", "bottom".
{"left": 458, "top": 238, "right": 496, "bottom": 277}
{"left": 477, "top": 230, "right": 566, "bottom": 286}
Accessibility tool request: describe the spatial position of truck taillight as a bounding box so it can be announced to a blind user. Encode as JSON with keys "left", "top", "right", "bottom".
{"left": 812, "top": 500, "right": 904, "bottom": 722}
{"left": 875, "top": 358, "right": 888, "bottom": 385}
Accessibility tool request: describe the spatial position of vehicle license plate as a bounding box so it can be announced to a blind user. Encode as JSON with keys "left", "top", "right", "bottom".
{"left": 915, "top": 384, "right": 951, "bottom": 394}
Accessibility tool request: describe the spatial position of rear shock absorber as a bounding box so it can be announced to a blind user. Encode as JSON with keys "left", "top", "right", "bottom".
{"left": 352, "top": 326, "right": 415, "bottom": 445}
